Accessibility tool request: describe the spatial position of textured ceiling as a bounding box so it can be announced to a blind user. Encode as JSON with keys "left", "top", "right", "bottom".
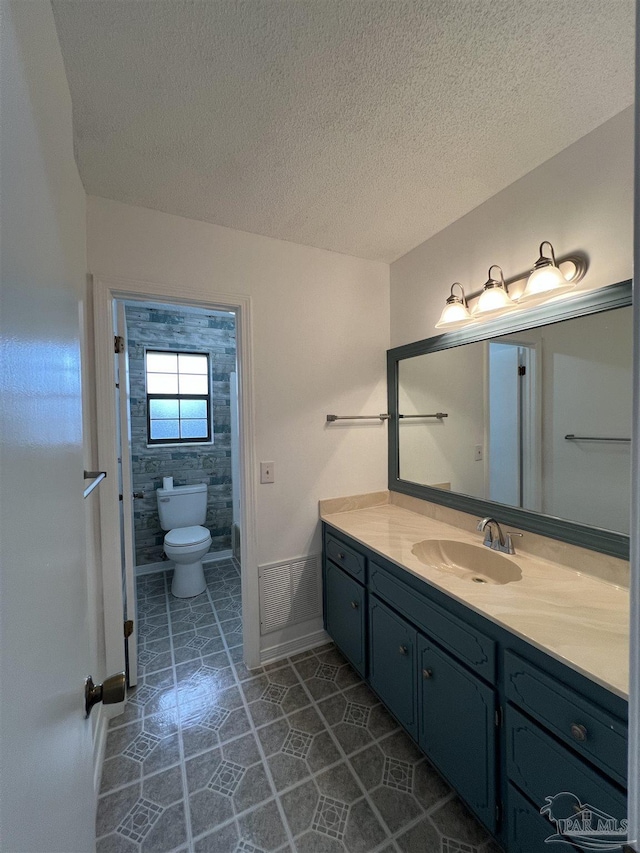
{"left": 52, "top": 0, "right": 635, "bottom": 263}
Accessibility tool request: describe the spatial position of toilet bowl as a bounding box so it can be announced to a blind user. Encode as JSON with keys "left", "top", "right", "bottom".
{"left": 163, "top": 525, "right": 212, "bottom": 598}
{"left": 156, "top": 483, "right": 211, "bottom": 598}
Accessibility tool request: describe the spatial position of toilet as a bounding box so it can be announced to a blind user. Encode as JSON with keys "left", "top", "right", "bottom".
{"left": 157, "top": 483, "right": 212, "bottom": 598}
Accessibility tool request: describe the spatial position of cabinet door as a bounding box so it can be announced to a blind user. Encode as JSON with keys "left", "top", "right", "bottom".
{"left": 418, "top": 635, "right": 496, "bottom": 833}
{"left": 369, "top": 597, "right": 418, "bottom": 739}
{"left": 325, "top": 561, "right": 366, "bottom": 676}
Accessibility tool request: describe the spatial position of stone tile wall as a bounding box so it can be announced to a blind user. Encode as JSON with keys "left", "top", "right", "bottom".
{"left": 125, "top": 304, "right": 236, "bottom": 565}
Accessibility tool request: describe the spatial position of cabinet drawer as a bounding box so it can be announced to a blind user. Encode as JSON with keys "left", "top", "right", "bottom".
{"left": 504, "top": 651, "right": 627, "bottom": 786}
{"left": 506, "top": 705, "right": 626, "bottom": 821}
{"left": 506, "top": 784, "right": 580, "bottom": 853}
{"left": 325, "top": 533, "right": 366, "bottom": 581}
{"left": 369, "top": 561, "right": 495, "bottom": 681}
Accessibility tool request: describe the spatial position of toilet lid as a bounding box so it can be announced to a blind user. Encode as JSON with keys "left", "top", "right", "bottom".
{"left": 164, "top": 525, "right": 210, "bottom": 547}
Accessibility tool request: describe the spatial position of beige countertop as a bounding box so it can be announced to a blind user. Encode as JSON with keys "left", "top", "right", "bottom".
{"left": 320, "top": 502, "right": 630, "bottom": 700}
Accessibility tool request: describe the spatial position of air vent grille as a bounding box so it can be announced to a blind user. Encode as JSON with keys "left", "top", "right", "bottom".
{"left": 259, "top": 555, "right": 322, "bottom": 635}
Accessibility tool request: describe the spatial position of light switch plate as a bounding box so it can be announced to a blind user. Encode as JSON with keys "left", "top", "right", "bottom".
{"left": 474, "top": 445, "right": 483, "bottom": 461}
{"left": 260, "top": 461, "right": 275, "bottom": 484}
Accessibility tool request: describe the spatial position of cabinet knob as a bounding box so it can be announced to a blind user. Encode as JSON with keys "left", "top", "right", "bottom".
{"left": 399, "top": 645, "right": 408, "bottom": 656}
{"left": 350, "top": 600, "right": 359, "bottom": 609}
{"left": 422, "top": 668, "right": 433, "bottom": 679}
{"left": 570, "top": 723, "right": 588, "bottom": 742}
{"left": 336, "top": 552, "right": 345, "bottom": 560}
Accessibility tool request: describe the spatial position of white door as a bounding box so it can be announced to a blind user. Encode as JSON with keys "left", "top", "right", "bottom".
{"left": 0, "top": 4, "right": 96, "bottom": 849}
{"left": 116, "top": 303, "right": 138, "bottom": 685}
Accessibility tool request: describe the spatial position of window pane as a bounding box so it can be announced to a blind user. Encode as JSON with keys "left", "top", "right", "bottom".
{"left": 147, "top": 352, "right": 177, "bottom": 373}
{"left": 147, "top": 373, "right": 179, "bottom": 394}
{"left": 180, "top": 399, "right": 207, "bottom": 419}
{"left": 178, "top": 353, "right": 208, "bottom": 374}
{"left": 180, "top": 419, "right": 208, "bottom": 439}
{"left": 178, "top": 373, "right": 208, "bottom": 394}
{"left": 149, "top": 398, "right": 179, "bottom": 419}
{"left": 150, "top": 419, "right": 180, "bottom": 440}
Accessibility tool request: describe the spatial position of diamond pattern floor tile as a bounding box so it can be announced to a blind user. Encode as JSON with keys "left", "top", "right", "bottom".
{"left": 98, "top": 563, "right": 497, "bottom": 853}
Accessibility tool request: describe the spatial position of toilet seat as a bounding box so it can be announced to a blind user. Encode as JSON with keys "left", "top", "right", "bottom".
{"left": 164, "top": 525, "right": 210, "bottom": 547}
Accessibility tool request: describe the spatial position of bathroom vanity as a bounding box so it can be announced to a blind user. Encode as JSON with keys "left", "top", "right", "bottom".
{"left": 320, "top": 500, "right": 629, "bottom": 852}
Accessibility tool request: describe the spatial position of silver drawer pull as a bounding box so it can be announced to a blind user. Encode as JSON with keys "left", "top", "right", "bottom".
{"left": 350, "top": 600, "right": 359, "bottom": 609}
{"left": 422, "top": 668, "right": 433, "bottom": 679}
{"left": 570, "top": 723, "right": 588, "bottom": 742}
{"left": 399, "top": 645, "right": 408, "bottom": 656}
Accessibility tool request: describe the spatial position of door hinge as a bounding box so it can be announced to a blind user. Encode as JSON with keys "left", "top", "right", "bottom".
{"left": 518, "top": 364, "right": 526, "bottom": 376}
{"left": 496, "top": 801, "right": 502, "bottom": 824}
{"left": 114, "top": 335, "right": 125, "bottom": 354}
{"left": 495, "top": 706, "right": 502, "bottom": 727}
{"left": 124, "top": 619, "right": 134, "bottom": 639}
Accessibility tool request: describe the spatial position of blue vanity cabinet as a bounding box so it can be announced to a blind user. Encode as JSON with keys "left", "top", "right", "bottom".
{"left": 324, "top": 559, "right": 366, "bottom": 677}
{"left": 321, "top": 523, "right": 628, "bottom": 851}
{"left": 418, "top": 635, "right": 497, "bottom": 833}
{"left": 369, "top": 596, "right": 418, "bottom": 739}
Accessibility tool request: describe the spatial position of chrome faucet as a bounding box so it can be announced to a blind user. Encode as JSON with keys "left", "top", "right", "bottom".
{"left": 477, "top": 517, "right": 520, "bottom": 555}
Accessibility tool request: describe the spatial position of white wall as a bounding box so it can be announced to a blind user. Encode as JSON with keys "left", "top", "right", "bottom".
{"left": 537, "top": 311, "right": 632, "bottom": 533}
{"left": 0, "top": 3, "right": 101, "bottom": 849}
{"left": 391, "top": 107, "right": 634, "bottom": 347}
{"left": 87, "top": 196, "right": 390, "bottom": 637}
{"left": 398, "top": 343, "right": 486, "bottom": 494}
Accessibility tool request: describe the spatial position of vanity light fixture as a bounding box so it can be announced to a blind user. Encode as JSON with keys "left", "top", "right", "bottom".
{"left": 518, "top": 240, "right": 576, "bottom": 304}
{"left": 473, "top": 265, "right": 517, "bottom": 317}
{"left": 435, "top": 282, "right": 475, "bottom": 329}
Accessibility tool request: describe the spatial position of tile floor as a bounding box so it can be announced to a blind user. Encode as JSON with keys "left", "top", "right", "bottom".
{"left": 97, "top": 559, "right": 501, "bottom": 853}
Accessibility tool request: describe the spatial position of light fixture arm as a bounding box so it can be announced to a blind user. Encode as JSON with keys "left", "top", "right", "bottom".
{"left": 449, "top": 282, "right": 467, "bottom": 304}
{"left": 534, "top": 240, "right": 558, "bottom": 269}
{"left": 487, "top": 264, "right": 507, "bottom": 291}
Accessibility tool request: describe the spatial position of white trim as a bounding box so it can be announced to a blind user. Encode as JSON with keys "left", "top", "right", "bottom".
{"left": 135, "top": 550, "right": 234, "bottom": 576}
{"left": 92, "top": 705, "right": 108, "bottom": 803}
{"left": 260, "top": 628, "right": 330, "bottom": 667}
{"left": 92, "top": 274, "right": 260, "bottom": 684}
{"left": 628, "top": 11, "right": 640, "bottom": 845}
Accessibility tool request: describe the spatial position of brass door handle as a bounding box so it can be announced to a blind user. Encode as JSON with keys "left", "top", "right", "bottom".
{"left": 85, "top": 672, "right": 126, "bottom": 717}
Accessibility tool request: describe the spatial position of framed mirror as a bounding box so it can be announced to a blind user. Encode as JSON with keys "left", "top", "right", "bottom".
{"left": 387, "top": 279, "right": 632, "bottom": 559}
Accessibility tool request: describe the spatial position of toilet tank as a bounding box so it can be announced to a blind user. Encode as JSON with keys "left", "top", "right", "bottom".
{"left": 157, "top": 483, "right": 208, "bottom": 530}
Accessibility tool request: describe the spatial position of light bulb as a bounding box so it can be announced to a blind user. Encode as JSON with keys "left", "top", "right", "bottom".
{"left": 519, "top": 241, "right": 576, "bottom": 304}
{"left": 435, "top": 283, "right": 474, "bottom": 329}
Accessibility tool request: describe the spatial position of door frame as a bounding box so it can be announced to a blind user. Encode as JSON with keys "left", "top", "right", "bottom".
{"left": 93, "top": 273, "right": 259, "bottom": 697}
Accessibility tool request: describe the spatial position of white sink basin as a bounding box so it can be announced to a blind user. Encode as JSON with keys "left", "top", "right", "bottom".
{"left": 411, "top": 539, "right": 522, "bottom": 585}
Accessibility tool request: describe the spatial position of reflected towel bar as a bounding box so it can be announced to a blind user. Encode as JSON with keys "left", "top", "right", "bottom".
{"left": 564, "top": 434, "right": 630, "bottom": 443}
{"left": 84, "top": 470, "right": 107, "bottom": 499}
{"left": 326, "top": 414, "right": 390, "bottom": 423}
{"left": 399, "top": 413, "right": 448, "bottom": 420}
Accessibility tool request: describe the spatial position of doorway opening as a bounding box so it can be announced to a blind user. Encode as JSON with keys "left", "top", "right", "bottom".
{"left": 115, "top": 298, "right": 241, "bottom": 686}
{"left": 93, "top": 275, "right": 259, "bottom": 707}
{"left": 487, "top": 340, "right": 541, "bottom": 512}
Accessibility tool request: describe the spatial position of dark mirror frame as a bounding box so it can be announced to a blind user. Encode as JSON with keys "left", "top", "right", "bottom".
{"left": 387, "top": 279, "right": 632, "bottom": 560}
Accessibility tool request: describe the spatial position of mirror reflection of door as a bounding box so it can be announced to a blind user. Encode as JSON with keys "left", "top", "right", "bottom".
{"left": 488, "top": 342, "right": 540, "bottom": 512}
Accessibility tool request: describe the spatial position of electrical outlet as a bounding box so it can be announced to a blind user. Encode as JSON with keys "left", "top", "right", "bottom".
{"left": 474, "top": 445, "right": 483, "bottom": 461}
{"left": 260, "top": 461, "right": 275, "bottom": 484}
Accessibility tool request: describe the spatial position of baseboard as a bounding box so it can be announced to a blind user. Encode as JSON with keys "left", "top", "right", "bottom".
{"left": 135, "top": 550, "right": 233, "bottom": 576}
{"left": 260, "top": 627, "right": 330, "bottom": 667}
{"left": 93, "top": 704, "right": 109, "bottom": 801}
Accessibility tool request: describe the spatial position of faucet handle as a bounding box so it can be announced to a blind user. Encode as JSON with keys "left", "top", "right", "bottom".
{"left": 504, "top": 531, "right": 523, "bottom": 555}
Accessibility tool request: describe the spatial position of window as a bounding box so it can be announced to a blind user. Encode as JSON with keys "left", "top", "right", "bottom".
{"left": 145, "top": 350, "right": 212, "bottom": 444}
